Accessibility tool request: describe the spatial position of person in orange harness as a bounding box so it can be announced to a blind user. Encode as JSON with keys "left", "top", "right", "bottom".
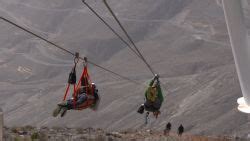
{"left": 53, "top": 82, "right": 100, "bottom": 117}
{"left": 61, "top": 83, "right": 98, "bottom": 108}
{"left": 53, "top": 56, "right": 100, "bottom": 117}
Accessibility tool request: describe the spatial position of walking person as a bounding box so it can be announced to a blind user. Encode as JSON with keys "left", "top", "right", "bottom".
{"left": 164, "top": 122, "right": 171, "bottom": 135}
{"left": 178, "top": 124, "right": 184, "bottom": 136}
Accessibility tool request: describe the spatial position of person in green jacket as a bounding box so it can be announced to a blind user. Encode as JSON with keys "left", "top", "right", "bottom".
{"left": 137, "top": 74, "right": 163, "bottom": 118}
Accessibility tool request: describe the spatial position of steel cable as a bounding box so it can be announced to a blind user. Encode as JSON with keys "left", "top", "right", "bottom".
{"left": 81, "top": 0, "right": 142, "bottom": 60}
{"left": 0, "top": 16, "right": 141, "bottom": 85}
{"left": 82, "top": 0, "right": 156, "bottom": 75}
{"left": 81, "top": 0, "right": 170, "bottom": 94}
{"left": 102, "top": 0, "right": 171, "bottom": 94}
{"left": 103, "top": 0, "right": 156, "bottom": 75}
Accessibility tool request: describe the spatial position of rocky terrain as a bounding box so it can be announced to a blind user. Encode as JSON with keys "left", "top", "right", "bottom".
{"left": 3, "top": 126, "right": 239, "bottom": 141}
{"left": 0, "top": 0, "right": 250, "bottom": 138}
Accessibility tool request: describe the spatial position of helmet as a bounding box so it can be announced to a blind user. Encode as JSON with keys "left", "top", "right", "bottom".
{"left": 91, "top": 83, "right": 96, "bottom": 88}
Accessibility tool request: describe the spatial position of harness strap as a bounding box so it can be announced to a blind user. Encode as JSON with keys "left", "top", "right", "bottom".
{"left": 84, "top": 66, "right": 94, "bottom": 96}
{"left": 67, "top": 60, "right": 95, "bottom": 110}
{"left": 83, "top": 66, "right": 89, "bottom": 96}
{"left": 73, "top": 84, "right": 76, "bottom": 108}
{"left": 63, "top": 53, "right": 79, "bottom": 101}
{"left": 76, "top": 99, "right": 94, "bottom": 110}
{"left": 63, "top": 84, "right": 70, "bottom": 101}
{"left": 74, "top": 66, "right": 87, "bottom": 97}
{"left": 73, "top": 65, "right": 87, "bottom": 108}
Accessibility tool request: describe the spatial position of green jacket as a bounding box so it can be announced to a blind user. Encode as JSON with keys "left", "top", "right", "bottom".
{"left": 145, "top": 79, "right": 164, "bottom": 103}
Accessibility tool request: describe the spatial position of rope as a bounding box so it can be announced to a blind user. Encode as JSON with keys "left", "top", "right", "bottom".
{"left": 0, "top": 16, "right": 141, "bottom": 85}
{"left": 103, "top": 0, "right": 156, "bottom": 75}
{"left": 0, "top": 17, "right": 74, "bottom": 56}
{"left": 87, "top": 60, "right": 141, "bottom": 84}
{"left": 81, "top": 0, "right": 142, "bottom": 60}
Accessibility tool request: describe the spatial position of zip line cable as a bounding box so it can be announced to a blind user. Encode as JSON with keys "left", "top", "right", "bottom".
{"left": 1, "top": 16, "right": 168, "bottom": 94}
{"left": 87, "top": 60, "right": 141, "bottom": 84}
{"left": 81, "top": 0, "right": 169, "bottom": 94}
{"left": 81, "top": 0, "right": 155, "bottom": 75}
{"left": 81, "top": 0, "right": 142, "bottom": 60}
{"left": 0, "top": 16, "right": 141, "bottom": 85}
{"left": 102, "top": 0, "right": 156, "bottom": 75}
{"left": 102, "top": 0, "right": 170, "bottom": 94}
{"left": 0, "top": 17, "right": 75, "bottom": 57}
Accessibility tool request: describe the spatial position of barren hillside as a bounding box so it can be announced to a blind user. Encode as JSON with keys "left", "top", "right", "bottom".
{"left": 0, "top": 0, "right": 249, "bottom": 137}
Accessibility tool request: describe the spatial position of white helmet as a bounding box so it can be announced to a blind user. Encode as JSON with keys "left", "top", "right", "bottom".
{"left": 91, "top": 83, "right": 96, "bottom": 88}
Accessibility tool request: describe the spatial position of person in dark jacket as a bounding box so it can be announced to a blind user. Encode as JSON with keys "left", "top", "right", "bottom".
{"left": 178, "top": 124, "right": 184, "bottom": 136}
{"left": 164, "top": 122, "right": 172, "bottom": 135}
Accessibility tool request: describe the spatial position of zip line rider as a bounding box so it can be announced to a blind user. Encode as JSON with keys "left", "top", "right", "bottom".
{"left": 57, "top": 81, "right": 100, "bottom": 110}
{"left": 137, "top": 74, "right": 163, "bottom": 118}
{"left": 53, "top": 56, "right": 100, "bottom": 117}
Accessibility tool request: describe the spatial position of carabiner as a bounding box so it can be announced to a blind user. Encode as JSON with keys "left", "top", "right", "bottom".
{"left": 74, "top": 52, "right": 80, "bottom": 65}
{"left": 83, "top": 57, "right": 88, "bottom": 66}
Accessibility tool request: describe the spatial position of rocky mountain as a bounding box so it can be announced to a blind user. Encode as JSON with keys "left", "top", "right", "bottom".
{"left": 0, "top": 0, "right": 249, "bottom": 137}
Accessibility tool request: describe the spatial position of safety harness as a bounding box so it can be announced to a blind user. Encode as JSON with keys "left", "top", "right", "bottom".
{"left": 62, "top": 54, "right": 95, "bottom": 110}
{"left": 75, "top": 57, "right": 95, "bottom": 110}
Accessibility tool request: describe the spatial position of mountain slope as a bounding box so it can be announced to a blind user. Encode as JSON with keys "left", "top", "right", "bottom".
{"left": 0, "top": 0, "right": 249, "bottom": 137}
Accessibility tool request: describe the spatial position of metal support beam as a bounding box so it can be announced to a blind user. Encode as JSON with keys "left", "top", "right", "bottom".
{"left": 222, "top": 0, "right": 250, "bottom": 113}
{"left": 0, "top": 108, "right": 3, "bottom": 141}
